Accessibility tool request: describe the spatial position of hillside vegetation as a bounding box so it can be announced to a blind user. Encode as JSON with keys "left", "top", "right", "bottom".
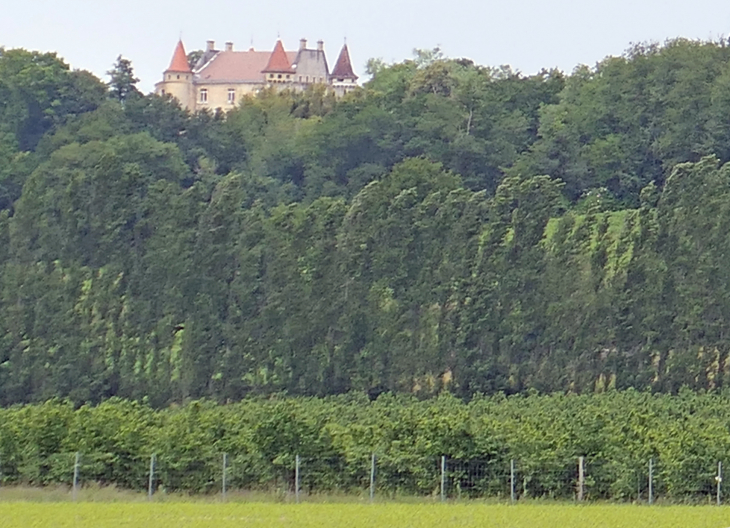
{"left": 2, "top": 41, "right": 730, "bottom": 404}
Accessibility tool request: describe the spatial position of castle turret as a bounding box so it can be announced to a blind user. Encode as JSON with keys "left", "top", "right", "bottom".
{"left": 330, "top": 43, "right": 358, "bottom": 95}
{"left": 262, "top": 40, "right": 295, "bottom": 85}
{"left": 331, "top": 44, "right": 357, "bottom": 82}
{"left": 155, "top": 40, "right": 195, "bottom": 110}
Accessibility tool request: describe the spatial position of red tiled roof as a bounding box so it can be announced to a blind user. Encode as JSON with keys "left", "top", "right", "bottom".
{"left": 195, "top": 49, "right": 298, "bottom": 83}
{"left": 331, "top": 44, "right": 357, "bottom": 80}
{"left": 166, "top": 40, "right": 191, "bottom": 73}
{"left": 197, "top": 50, "right": 270, "bottom": 82}
{"left": 262, "top": 40, "right": 295, "bottom": 73}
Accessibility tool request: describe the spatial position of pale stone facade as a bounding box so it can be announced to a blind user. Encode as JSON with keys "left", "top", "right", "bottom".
{"left": 155, "top": 38, "right": 358, "bottom": 112}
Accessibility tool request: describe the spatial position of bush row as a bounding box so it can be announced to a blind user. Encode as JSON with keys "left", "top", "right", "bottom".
{"left": 1, "top": 390, "right": 729, "bottom": 500}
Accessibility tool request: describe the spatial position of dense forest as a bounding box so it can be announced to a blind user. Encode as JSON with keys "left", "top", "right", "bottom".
{"left": 3, "top": 40, "right": 730, "bottom": 405}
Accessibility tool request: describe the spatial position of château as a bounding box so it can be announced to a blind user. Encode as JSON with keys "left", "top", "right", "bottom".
{"left": 155, "top": 38, "right": 358, "bottom": 111}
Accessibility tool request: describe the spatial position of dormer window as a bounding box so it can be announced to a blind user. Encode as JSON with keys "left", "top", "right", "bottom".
{"left": 199, "top": 88, "right": 208, "bottom": 103}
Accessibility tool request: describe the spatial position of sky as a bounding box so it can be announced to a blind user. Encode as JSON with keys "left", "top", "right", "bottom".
{"left": 3, "top": 0, "right": 730, "bottom": 92}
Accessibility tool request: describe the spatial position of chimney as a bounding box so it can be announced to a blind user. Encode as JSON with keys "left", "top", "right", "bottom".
{"left": 206, "top": 40, "right": 215, "bottom": 51}
{"left": 300, "top": 38, "right": 307, "bottom": 50}
{"left": 317, "top": 40, "right": 324, "bottom": 51}
{"left": 225, "top": 42, "right": 233, "bottom": 52}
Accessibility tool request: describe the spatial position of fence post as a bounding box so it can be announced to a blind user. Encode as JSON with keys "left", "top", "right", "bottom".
{"left": 648, "top": 458, "right": 654, "bottom": 505}
{"left": 717, "top": 461, "right": 723, "bottom": 506}
{"left": 510, "top": 459, "right": 516, "bottom": 503}
{"left": 222, "top": 453, "right": 228, "bottom": 500}
{"left": 577, "top": 456, "right": 585, "bottom": 502}
{"left": 295, "top": 454, "right": 301, "bottom": 504}
{"left": 369, "top": 453, "right": 376, "bottom": 503}
{"left": 148, "top": 454, "right": 156, "bottom": 500}
{"left": 72, "top": 452, "right": 80, "bottom": 501}
{"left": 440, "top": 455, "right": 446, "bottom": 502}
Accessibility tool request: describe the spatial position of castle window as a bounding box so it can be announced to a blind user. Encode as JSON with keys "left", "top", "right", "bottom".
{"left": 177, "top": 75, "right": 180, "bottom": 79}
{"left": 199, "top": 88, "right": 208, "bottom": 103}
{"left": 161, "top": 89, "right": 166, "bottom": 95}
{"left": 286, "top": 75, "right": 290, "bottom": 79}
{"left": 306, "top": 76, "right": 309, "bottom": 82}
{"left": 299, "top": 76, "right": 302, "bottom": 82}
{"left": 228, "top": 89, "right": 236, "bottom": 104}
{"left": 277, "top": 74, "right": 282, "bottom": 79}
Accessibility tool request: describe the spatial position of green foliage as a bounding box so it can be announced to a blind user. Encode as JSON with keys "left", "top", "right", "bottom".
{"left": 0, "top": 48, "right": 106, "bottom": 151}
{"left": 511, "top": 39, "right": 730, "bottom": 204}
{"left": 1, "top": 392, "right": 729, "bottom": 500}
{"left": 107, "top": 55, "right": 140, "bottom": 103}
{"left": 0, "top": 48, "right": 106, "bottom": 210}
{"left": 4, "top": 40, "right": 730, "bottom": 404}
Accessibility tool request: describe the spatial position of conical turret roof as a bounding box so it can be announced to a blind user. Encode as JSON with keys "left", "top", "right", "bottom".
{"left": 331, "top": 44, "right": 357, "bottom": 80}
{"left": 166, "top": 40, "right": 192, "bottom": 73}
{"left": 262, "top": 40, "right": 294, "bottom": 73}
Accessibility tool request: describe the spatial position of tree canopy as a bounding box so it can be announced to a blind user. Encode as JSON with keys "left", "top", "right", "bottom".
{"left": 2, "top": 40, "right": 730, "bottom": 405}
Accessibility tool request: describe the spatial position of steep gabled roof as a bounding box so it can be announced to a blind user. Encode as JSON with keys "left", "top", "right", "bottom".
{"left": 331, "top": 44, "right": 357, "bottom": 80}
{"left": 262, "top": 40, "right": 295, "bottom": 73}
{"left": 166, "top": 40, "right": 192, "bottom": 73}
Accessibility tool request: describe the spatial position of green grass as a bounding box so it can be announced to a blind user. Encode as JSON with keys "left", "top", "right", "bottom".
{"left": 1, "top": 501, "right": 730, "bottom": 528}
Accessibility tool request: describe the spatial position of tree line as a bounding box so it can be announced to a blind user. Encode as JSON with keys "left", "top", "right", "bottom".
{"left": 2, "top": 40, "right": 730, "bottom": 404}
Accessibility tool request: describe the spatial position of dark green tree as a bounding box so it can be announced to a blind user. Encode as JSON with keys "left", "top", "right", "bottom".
{"left": 107, "top": 55, "right": 140, "bottom": 103}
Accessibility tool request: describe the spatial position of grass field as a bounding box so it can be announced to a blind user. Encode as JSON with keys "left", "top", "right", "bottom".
{"left": 2, "top": 501, "right": 730, "bottom": 528}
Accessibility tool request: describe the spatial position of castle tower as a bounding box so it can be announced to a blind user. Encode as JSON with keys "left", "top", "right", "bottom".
{"left": 155, "top": 40, "right": 195, "bottom": 111}
{"left": 262, "top": 40, "right": 295, "bottom": 86}
{"left": 330, "top": 43, "right": 358, "bottom": 96}
{"left": 291, "top": 38, "right": 329, "bottom": 88}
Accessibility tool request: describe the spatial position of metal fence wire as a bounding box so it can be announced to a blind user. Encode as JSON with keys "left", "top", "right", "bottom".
{"left": 0, "top": 452, "right": 725, "bottom": 504}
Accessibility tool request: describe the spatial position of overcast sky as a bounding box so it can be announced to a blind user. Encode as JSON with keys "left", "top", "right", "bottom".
{"left": 4, "top": 0, "right": 730, "bottom": 92}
